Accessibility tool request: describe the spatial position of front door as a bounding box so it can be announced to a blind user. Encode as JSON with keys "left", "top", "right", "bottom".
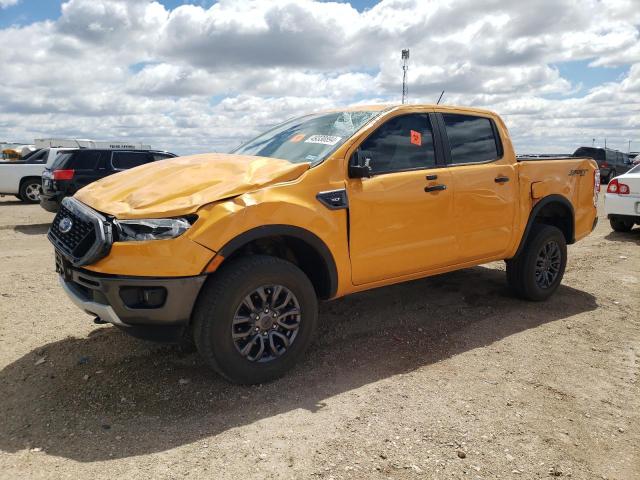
{"left": 347, "top": 112, "right": 458, "bottom": 285}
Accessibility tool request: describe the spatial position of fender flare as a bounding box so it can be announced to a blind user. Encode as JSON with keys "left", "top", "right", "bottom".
{"left": 218, "top": 224, "right": 339, "bottom": 299}
{"left": 513, "top": 194, "right": 575, "bottom": 258}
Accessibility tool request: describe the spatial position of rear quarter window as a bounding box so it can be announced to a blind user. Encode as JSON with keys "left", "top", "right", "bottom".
{"left": 573, "top": 147, "right": 605, "bottom": 161}
{"left": 53, "top": 150, "right": 104, "bottom": 169}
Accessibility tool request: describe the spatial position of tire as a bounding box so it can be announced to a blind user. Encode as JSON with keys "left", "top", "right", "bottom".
{"left": 192, "top": 255, "right": 318, "bottom": 384}
{"left": 18, "top": 178, "right": 42, "bottom": 203}
{"left": 506, "top": 224, "right": 567, "bottom": 301}
{"left": 609, "top": 217, "right": 634, "bottom": 232}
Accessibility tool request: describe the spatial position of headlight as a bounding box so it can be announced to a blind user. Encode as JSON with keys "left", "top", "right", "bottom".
{"left": 114, "top": 217, "right": 194, "bottom": 241}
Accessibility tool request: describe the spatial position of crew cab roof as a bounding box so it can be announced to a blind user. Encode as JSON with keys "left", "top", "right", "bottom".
{"left": 320, "top": 104, "right": 499, "bottom": 117}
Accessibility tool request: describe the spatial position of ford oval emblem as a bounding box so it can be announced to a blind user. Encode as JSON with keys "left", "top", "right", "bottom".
{"left": 59, "top": 217, "right": 73, "bottom": 234}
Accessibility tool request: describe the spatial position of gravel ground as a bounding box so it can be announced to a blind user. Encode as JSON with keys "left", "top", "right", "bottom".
{"left": 0, "top": 195, "right": 638, "bottom": 480}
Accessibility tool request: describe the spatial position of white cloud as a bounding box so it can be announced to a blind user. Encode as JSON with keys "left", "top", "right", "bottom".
{"left": 0, "top": 0, "right": 638, "bottom": 154}
{"left": 0, "top": 0, "right": 19, "bottom": 9}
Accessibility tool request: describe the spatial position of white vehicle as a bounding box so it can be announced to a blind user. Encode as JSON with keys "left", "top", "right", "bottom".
{"left": 0, "top": 148, "right": 49, "bottom": 202}
{"left": 0, "top": 147, "right": 79, "bottom": 203}
{"left": 605, "top": 164, "right": 640, "bottom": 232}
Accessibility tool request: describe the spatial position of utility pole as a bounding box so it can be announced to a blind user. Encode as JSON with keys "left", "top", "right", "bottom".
{"left": 629, "top": 140, "right": 632, "bottom": 153}
{"left": 592, "top": 138, "right": 595, "bottom": 147}
{"left": 401, "top": 49, "right": 410, "bottom": 104}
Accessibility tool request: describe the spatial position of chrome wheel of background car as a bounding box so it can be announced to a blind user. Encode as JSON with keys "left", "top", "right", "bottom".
{"left": 25, "top": 183, "right": 42, "bottom": 201}
{"left": 535, "top": 240, "right": 561, "bottom": 289}
{"left": 231, "top": 285, "right": 301, "bottom": 363}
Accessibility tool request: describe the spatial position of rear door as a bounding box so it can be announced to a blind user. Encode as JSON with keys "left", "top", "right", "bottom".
{"left": 347, "top": 111, "right": 458, "bottom": 285}
{"left": 438, "top": 112, "right": 517, "bottom": 262}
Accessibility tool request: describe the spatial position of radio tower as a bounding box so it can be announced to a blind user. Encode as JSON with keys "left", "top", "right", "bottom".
{"left": 401, "top": 49, "right": 410, "bottom": 104}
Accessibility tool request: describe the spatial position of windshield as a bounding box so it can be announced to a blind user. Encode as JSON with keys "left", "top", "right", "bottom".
{"left": 231, "top": 111, "right": 381, "bottom": 164}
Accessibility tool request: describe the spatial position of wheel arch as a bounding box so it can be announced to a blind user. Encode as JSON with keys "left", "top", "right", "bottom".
{"left": 514, "top": 194, "right": 575, "bottom": 257}
{"left": 19, "top": 175, "right": 42, "bottom": 187}
{"left": 215, "top": 225, "right": 339, "bottom": 300}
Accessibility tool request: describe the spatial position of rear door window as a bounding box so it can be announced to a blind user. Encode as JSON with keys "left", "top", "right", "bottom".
{"left": 357, "top": 114, "right": 436, "bottom": 175}
{"left": 111, "top": 151, "right": 151, "bottom": 170}
{"left": 72, "top": 151, "right": 104, "bottom": 169}
{"left": 442, "top": 114, "right": 500, "bottom": 164}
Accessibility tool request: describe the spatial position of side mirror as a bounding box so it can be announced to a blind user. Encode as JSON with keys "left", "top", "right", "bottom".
{"left": 348, "top": 150, "right": 372, "bottom": 178}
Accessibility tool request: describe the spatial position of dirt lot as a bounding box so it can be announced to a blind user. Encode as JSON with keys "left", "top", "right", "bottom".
{"left": 0, "top": 196, "right": 638, "bottom": 480}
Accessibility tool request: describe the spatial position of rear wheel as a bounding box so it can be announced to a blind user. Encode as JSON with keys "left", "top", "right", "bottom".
{"left": 609, "top": 217, "right": 634, "bottom": 232}
{"left": 192, "top": 255, "right": 318, "bottom": 384}
{"left": 18, "top": 179, "right": 42, "bottom": 203}
{"left": 506, "top": 225, "right": 567, "bottom": 301}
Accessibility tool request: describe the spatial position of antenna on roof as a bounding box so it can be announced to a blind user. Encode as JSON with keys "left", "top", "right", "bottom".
{"left": 436, "top": 90, "right": 445, "bottom": 105}
{"left": 401, "top": 49, "right": 410, "bottom": 104}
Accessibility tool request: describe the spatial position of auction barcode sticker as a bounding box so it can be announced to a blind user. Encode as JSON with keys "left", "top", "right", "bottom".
{"left": 304, "top": 135, "right": 342, "bottom": 146}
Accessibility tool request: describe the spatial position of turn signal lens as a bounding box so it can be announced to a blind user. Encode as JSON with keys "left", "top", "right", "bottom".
{"left": 203, "top": 255, "right": 225, "bottom": 273}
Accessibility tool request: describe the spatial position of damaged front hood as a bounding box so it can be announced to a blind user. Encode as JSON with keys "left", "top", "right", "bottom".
{"left": 75, "top": 153, "right": 310, "bottom": 219}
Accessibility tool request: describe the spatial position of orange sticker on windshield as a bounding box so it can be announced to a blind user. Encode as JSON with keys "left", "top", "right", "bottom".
{"left": 410, "top": 130, "right": 422, "bottom": 146}
{"left": 290, "top": 134, "right": 305, "bottom": 143}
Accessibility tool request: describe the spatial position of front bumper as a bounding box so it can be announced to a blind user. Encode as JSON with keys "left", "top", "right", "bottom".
{"left": 59, "top": 266, "right": 206, "bottom": 341}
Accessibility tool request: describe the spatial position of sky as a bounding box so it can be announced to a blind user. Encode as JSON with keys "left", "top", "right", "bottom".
{"left": 0, "top": 0, "right": 638, "bottom": 155}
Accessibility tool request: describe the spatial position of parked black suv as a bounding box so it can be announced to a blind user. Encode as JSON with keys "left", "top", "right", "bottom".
{"left": 40, "top": 149, "right": 176, "bottom": 212}
{"left": 573, "top": 147, "right": 634, "bottom": 183}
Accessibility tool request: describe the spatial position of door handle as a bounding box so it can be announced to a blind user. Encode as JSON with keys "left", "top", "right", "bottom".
{"left": 425, "top": 184, "right": 447, "bottom": 192}
{"left": 426, "top": 174, "right": 438, "bottom": 180}
{"left": 494, "top": 176, "right": 510, "bottom": 183}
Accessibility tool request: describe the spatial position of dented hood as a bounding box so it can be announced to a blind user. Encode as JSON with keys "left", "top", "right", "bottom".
{"left": 75, "top": 153, "right": 310, "bottom": 219}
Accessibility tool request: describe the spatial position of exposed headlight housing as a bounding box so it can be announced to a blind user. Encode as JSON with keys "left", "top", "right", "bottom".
{"left": 114, "top": 217, "right": 195, "bottom": 242}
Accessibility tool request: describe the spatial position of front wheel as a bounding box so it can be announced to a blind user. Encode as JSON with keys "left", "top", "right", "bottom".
{"left": 506, "top": 225, "right": 567, "bottom": 301}
{"left": 610, "top": 217, "right": 634, "bottom": 232}
{"left": 192, "top": 255, "right": 318, "bottom": 384}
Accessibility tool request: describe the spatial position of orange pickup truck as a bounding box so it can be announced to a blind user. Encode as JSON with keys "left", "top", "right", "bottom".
{"left": 48, "top": 104, "right": 600, "bottom": 383}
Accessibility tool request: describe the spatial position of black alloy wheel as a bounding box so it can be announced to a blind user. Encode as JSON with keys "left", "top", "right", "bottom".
{"left": 192, "top": 255, "right": 318, "bottom": 384}
{"left": 231, "top": 285, "right": 302, "bottom": 362}
{"left": 534, "top": 240, "right": 562, "bottom": 289}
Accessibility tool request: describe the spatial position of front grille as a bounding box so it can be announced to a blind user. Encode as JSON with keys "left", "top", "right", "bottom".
{"left": 48, "top": 197, "right": 112, "bottom": 266}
